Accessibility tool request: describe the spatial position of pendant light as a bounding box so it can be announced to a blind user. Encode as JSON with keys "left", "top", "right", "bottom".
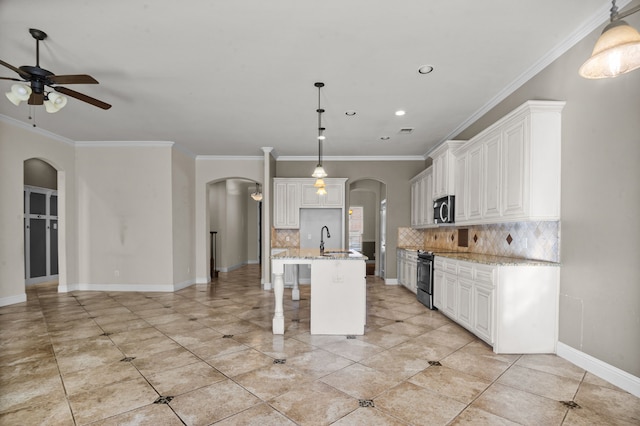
{"left": 250, "top": 183, "right": 263, "bottom": 201}
{"left": 579, "top": 0, "right": 640, "bottom": 79}
{"left": 312, "top": 82, "right": 328, "bottom": 195}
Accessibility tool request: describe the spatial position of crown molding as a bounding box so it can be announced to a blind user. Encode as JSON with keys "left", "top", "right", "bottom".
{"left": 196, "top": 155, "right": 264, "bottom": 161}
{"left": 0, "top": 114, "right": 75, "bottom": 146}
{"left": 277, "top": 155, "right": 426, "bottom": 162}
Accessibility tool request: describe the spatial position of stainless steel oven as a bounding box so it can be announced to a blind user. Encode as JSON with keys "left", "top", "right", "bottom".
{"left": 417, "top": 251, "right": 437, "bottom": 310}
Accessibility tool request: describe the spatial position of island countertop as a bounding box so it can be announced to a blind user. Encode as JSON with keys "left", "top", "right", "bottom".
{"left": 271, "top": 248, "right": 368, "bottom": 260}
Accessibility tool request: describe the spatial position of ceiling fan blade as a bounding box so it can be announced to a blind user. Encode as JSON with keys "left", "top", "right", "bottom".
{"left": 1, "top": 76, "right": 23, "bottom": 81}
{"left": 49, "top": 74, "right": 99, "bottom": 85}
{"left": 0, "top": 59, "right": 31, "bottom": 79}
{"left": 54, "top": 86, "right": 111, "bottom": 110}
{"left": 28, "top": 92, "right": 44, "bottom": 105}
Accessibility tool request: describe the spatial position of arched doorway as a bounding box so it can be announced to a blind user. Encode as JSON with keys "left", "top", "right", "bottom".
{"left": 348, "top": 178, "right": 386, "bottom": 278}
{"left": 207, "top": 178, "right": 262, "bottom": 277}
{"left": 23, "top": 158, "right": 59, "bottom": 286}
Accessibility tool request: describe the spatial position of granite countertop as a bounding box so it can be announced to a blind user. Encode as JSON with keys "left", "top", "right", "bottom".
{"left": 397, "top": 246, "right": 559, "bottom": 266}
{"left": 272, "top": 248, "right": 368, "bottom": 260}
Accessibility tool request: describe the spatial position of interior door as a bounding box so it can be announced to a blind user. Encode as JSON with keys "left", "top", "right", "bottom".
{"left": 24, "top": 186, "right": 59, "bottom": 285}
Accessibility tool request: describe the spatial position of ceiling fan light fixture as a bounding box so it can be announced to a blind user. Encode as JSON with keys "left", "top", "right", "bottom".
{"left": 5, "top": 84, "right": 31, "bottom": 106}
{"left": 44, "top": 92, "right": 67, "bottom": 113}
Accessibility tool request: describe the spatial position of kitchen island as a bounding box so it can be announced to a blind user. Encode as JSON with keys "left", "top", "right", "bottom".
{"left": 271, "top": 248, "right": 367, "bottom": 335}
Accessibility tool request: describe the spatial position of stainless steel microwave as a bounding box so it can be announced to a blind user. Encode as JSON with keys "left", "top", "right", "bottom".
{"left": 434, "top": 195, "right": 455, "bottom": 224}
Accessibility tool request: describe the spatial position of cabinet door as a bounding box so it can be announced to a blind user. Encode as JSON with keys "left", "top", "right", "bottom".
{"left": 457, "top": 278, "right": 473, "bottom": 329}
{"left": 433, "top": 269, "right": 444, "bottom": 309}
{"left": 468, "top": 144, "right": 483, "bottom": 220}
{"left": 423, "top": 171, "right": 434, "bottom": 225}
{"left": 323, "top": 183, "right": 344, "bottom": 207}
{"left": 410, "top": 180, "right": 419, "bottom": 227}
{"left": 443, "top": 273, "right": 457, "bottom": 318}
{"left": 274, "top": 181, "right": 300, "bottom": 228}
{"left": 483, "top": 132, "right": 501, "bottom": 218}
{"left": 473, "top": 283, "right": 493, "bottom": 344}
{"left": 300, "top": 183, "right": 321, "bottom": 207}
{"left": 502, "top": 118, "right": 528, "bottom": 218}
{"left": 454, "top": 152, "right": 467, "bottom": 222}
{"left": 432, "top": 153, "right": 445, "bottom": 199}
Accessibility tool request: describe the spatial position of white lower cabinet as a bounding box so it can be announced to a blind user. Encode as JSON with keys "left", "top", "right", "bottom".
{"left": 433, "top": 256, "right": 559, "bottom": 354}
{"left": 397, "top": 249, "right": 418, "bottom": 293}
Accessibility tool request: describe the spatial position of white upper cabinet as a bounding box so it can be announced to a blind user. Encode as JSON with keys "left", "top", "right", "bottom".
{"left": 274, "top": 178, "right": 347, "bottom": 229}
{"left": 410, "top": 166, "right": 434, "bottom": 228}
{"left": 454, "top": 100, "right": 565, "bottom": 225}
{"left": 430, "top": 140, "right": 467, "bottom": 200}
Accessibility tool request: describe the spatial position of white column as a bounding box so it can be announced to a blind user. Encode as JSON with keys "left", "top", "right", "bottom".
{"left": 291, "top": 264, "right": 300, "bottom": 301}
{"left": 272, "top": 260, "right": 285, "bottom": 334}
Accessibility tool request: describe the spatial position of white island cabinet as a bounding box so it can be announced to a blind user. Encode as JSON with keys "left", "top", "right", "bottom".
{"left": 434, "top": 254, "right": 559, "bottom": 354}
{"left": 271, "top": 248, "right": 367, "bottom": 335}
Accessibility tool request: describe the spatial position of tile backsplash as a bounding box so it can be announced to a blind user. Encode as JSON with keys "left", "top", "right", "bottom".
{"left": 398, "top": 221, "right": 560, "bottom": 263}
{"left": 272, "top": 228, "right": 300, "bottom": 248}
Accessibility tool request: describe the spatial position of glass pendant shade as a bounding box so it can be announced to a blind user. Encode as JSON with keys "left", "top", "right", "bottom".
{"left": 580, "top": 19, "right": 640, "bottom": 78}
{"left": 313, "top": 178, "right": 325, "bottom": 188}
{"left": 5, "top": 84, "right": 32, "bottom": 106}
{"left": 312, "top": 165, "right": 327, "bottom": 178}
{"left": 44, "top": 92, "right": 68, "bottom": 113}
{"left": 250, "top": 183, "right": 263, "bottom": 201}
{"left": 316, "top": 185, "right": 327, "bottom": 196}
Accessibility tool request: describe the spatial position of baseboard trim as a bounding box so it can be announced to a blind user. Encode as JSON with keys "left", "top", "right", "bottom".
{"left": 385, "top": 278, "right": 399, "bottom": 285}
{"left": 557, "top": 342, "right": 640, "bottom": 398}
{"left": 0, "top": 293, "right": 27, "bottom": 307}
{"left": 173, "top": 279, "right": 196, "bottom": 291}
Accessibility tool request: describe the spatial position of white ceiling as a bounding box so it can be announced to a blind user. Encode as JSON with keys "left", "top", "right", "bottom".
{"left": 0, "top": 0, "right": 621, "bottom": 158}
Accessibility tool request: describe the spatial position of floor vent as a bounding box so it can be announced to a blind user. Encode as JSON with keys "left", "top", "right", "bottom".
{"left": 154, "top": 396, "right": 174, "bottom": 404}
{"left": 428, "top": 360, "right": 442, "bottom": 366}
{"left": 399, "top": 128, "right": 414, "bottom": 134}
{"left": 560, "top": 401, "right": 581, "bottom": 409}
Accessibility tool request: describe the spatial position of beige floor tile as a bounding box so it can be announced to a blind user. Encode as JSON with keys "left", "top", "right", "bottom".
{"left": 62, "top": 360, "right": 144, "bottom": 395}
{"left": 449, "top": 406, "right": 520, "bottom": 425}
{"left": 131, "top": 347, "right": 202, "bottom": 375}
{"left": 515, "top": 353, "right": 586, "bottom": 381}
{"left": 409, "top": 365, "right": 492, "bottom": 404}
{"left": 270, "top": 380, "right": 358, "bottom": 425}
{"left": 358, "top": 328, "right": 413, "bottom": 348}
{"left": 359, "top": 348, "right": 432, "bottom": 381}
{"left": 497, "top": 364, "right": 581, "bottom": 401}
{"left": 234, "top": 363, "right": 312, "bottom": 400}
{"left": 145, "top": 361, "right": 226, "bottom": 396}
{"left": 321, "top": 338, "right": 385, "bottom": 362}
{"left": 378, "top": 320, "right": 432, "bottom": 337}
{"left": 441, "top": 349, "right": 511, "bottom": 381}
{"left": 56, "top": 345, "right": 126, "bottom": 376}
{"left": 562, "top": 404, "right": 639, "bottom": 425}
{"left": 117, "top": 335, "right": 182, "bottom": 357}
{"left": 51, "top": 334, "right": 116, "bottom": 356}
{"left": 166, "top": 326, "right": 223, "bottom": 348}
{"left": 206, "top": 347, "right": 274, "bottom": 377}
{"left": 574, "top": 382, "right": 640, "bottom": 424}
{"left": 214, "top": 402, "right": 298, "bottom": 425}
{"left": 456, "top": 339, "right": 521, "bottom": 364}
{"left": 251, "top": 335, "right": 315, "bottom": 359}
{"left": 471, "top": 382, "right": 568, "bottom": 425}
{"left": 169, "top": 379, "right": 261, "bottom": 425}
{"left": 320, "top": 362, "right": 403, "bottom": 399}
{"left": 332, "top": 406, "right": 410, "bottom": 425}
{"left": 415, "top": 327, "right": 476, "bottom": 350}
{"left": 89, "top": 402, "right": 184, "bottom": 426}
{"left": 403, "top": 311, "right": 452, "bottom": 329}
{"left": 374, "top": 381, "right": 466, "bottom": 426}
{"left": 0, "top": 393, "right": 74, "bottom": 425}
{"left": 285, "top": 348, "right": 354, "bottom": 379}
{"left": 189, "top": 336, "right": 250, "bottom": 359}
{"left": 99, "top": 318, "right": 151, "bottom": 334}
{"left": 0, "top": 372, "right": 66, "bottom": 413}
{"left": 68, "top": 377, "right": 158, "bottom": 425}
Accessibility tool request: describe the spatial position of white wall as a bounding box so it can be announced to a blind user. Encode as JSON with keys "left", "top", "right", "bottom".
{"left": 171, "top": 148, "right": 196, "bottom": 288}
{"left": 0, "top": 118, "right": 77, "bottom": 304}
{"left": 75, "top": 144, "right": 174, "bottom": 289}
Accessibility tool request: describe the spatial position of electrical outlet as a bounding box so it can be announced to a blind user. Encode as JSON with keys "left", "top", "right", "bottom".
{"left": 285, "top": 236, "right": 290, "bottom": 241}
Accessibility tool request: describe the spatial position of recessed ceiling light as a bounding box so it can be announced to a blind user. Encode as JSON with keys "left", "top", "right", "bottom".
{"left": 380, "top": 136, "right": 390, "bottom": 140}
{"left": 395, "top": 110, "right": 406, "bottom": 116}
{"left": 418, "top": 65, "right": 434, "bottom": 74}
{"left": 345, "top": 110, "right": 356, "bottom": 116}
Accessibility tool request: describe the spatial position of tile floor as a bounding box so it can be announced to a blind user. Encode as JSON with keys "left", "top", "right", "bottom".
{"left": 1, "top": 265, "right": 638, "bottom": 425}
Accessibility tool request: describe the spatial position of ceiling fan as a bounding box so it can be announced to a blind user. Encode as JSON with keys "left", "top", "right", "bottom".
{"left": 1, "top": 28, "right": 111, "bottom": 110}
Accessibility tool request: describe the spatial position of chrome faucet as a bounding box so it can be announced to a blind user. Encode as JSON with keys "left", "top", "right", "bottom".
{"left": 320, "top": 226, "right": 331, "bottom": 254}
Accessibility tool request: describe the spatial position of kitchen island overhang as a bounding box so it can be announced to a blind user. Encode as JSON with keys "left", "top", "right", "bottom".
{"left": 271, "top": 249, "right": 367, "bottom": 335}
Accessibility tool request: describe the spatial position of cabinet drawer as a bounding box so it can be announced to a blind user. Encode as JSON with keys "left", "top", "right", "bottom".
{"left": 444, "top": 260, "right": 457, "bottom": 274}
{"left": 434, "top": 258, "right": 446, "bottom": 270}
{"left": 475, "top": 264, "right": 495, "bottom": 285}
{"left": 458, "top": 264, "right": 473, "bottom": 279}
